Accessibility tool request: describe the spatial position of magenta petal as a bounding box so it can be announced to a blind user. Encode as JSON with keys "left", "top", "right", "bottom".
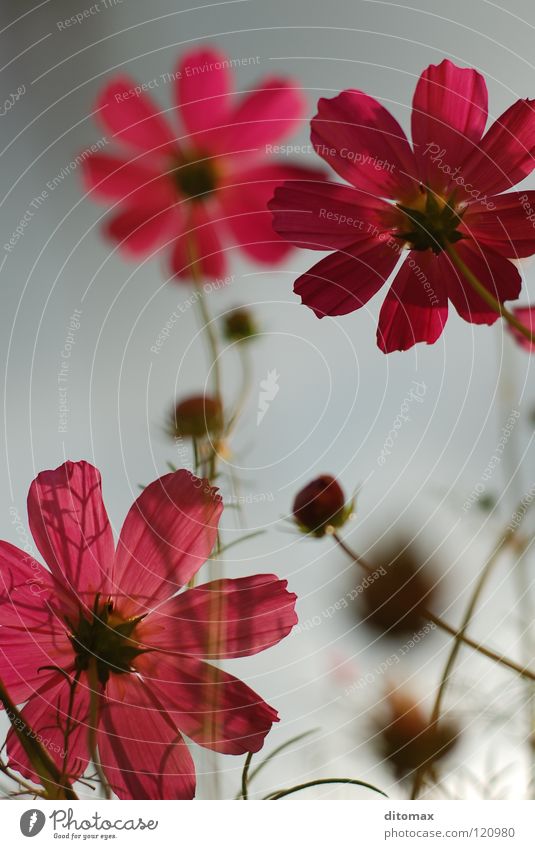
{"left": 112, "top": 470, "right": 222, "bottom": 615}
{"left": 95, "top": 76, "right": 177, "bottom": 155}
{"left": 412, "top": 59, "right": 488, "bottom": 191}
{"left": 219, "top": 163, "right": 324, "bottom": 263}
{"left": 509, "top": 306, "right": 535, "bottom": 352}
{"left": 81, "top": 152, "right": 164, "bottom": 202}
{"left": 377, "top": 252, "right": 448, "bottom": 353}
{"left": 27, "top": 461, "right": 115, "bottom": 603}
{"left": 444, "top": 242, "right": 522, "bottom": 324}
{"left": 176, "top": 47, "right": 232, "bottom": 147}
{"left": 461, "top": 98, "right": 535, "bottom": 195}
{"left": 269, "top": 179, "right": 392, "bottom": 251}
{"left": 215, "top": 77, "right": 305, "bottom": 156}
{"left": 106, "top": 196, "right": 179, "bottom": 257}
{"left": 98, "top": 675, "right": 195, "bottom": 800}
{"left": 170, "top": 203, "right": 227, "bottom": 281}
{"left": 311, "top": 90, "right": 419, "bottom": 199}
{"left": 141, "top": 652, "right": 278, "bottom": 755}
{"left": 143, "top": 574, "right": 297, "bottom": 659}
{"left": 294, "top": 238, "right": 399, "bottom": 318}
{"left": 461, "top": 191, "right": 535, "bottom": 258}
{"left": 7, "top": 672, "right": 89, "bottom": 786}
{"left": 0, "top": 545, "right": 72, "bottom": 702}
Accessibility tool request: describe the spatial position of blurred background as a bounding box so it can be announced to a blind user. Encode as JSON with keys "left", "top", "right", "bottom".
{"left": 1, "top": 0, "right": 535, "bottom": 799}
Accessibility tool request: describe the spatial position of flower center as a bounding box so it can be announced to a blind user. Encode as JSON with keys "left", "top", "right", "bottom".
{"left": 70, "top": 596, "right": 147, "bottom": 686}
{"left": 172, "top": 151, "right": 218, "bottom": 200}
{"left": 395, "top": 188, "right": 465, "bottom": 254}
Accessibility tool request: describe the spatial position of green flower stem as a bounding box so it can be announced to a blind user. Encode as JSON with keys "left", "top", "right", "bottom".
{"left": 237, "top": 729, "right": 319, "bottom": 799}
{"left": 445, "top": 244, "right": 535, "bottom": 345}
{"left": 333, "top": 534, "right": 535, "bottom": 683}
{"left": 87, "top": 660, "right": 112, "bottom": 800}
{"left": 0, "top": 676, "right": 77, "bottom": 800}
{"left": 265, "top": 778, "right": 388, "bottom": 800}
{"left": 410, "top": 494, "right": 535, "bottom": 799}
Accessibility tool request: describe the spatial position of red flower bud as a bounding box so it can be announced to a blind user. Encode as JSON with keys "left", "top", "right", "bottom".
{"left": 293, "top": 475, "right": 350, "bottom": 537}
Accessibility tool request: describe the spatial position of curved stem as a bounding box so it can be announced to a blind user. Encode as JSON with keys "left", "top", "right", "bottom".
{"left": 266, "top": 778, "right": 388, "bottom": 800}
{"left": 187, "top": 235, "right": 223, "bottom": 402}
{"left": 445, "top": 244, "right": 535, "bottom": 345}
{"left": 333, "top": 534, "right": 535, "bottom": 683}
{"left": 241, "top": 751, "right": 253, "bottom": 800}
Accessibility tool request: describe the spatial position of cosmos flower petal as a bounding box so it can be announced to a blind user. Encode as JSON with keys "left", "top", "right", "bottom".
{"left": 0, "top": 597, "right": 72, "bottom": 705}
{"left": 508, "top": 306, "right": 535, "bottom": 351}
{"left": 461, "top": 98, "right": 535, "bottom": 195}
{"left": 81, "top": 152, "right": 165, "bottom": 202}
{"left": 7, "top": 672, "right": 90, "bottom": 786}
{"left": 269, "top": 178, "right": 393, "bottom": 250}
{"left": 105, "top": 195, "right": 179, "bottom": 257}
{"left": 444, "top": 242, "right": 521, "bottom": 324}
{"left": 219, "top": 163, "right": 325, "bottom": 263}
{"left": 377, "top": 252, "right": 448, "bottom": 353}
{"left": 294, "top": 238, "right": 399, "bottom": 318}
{"left": 311, "top": 90, "right": 420, "bottom": 199}
{"left": 216, "top": 77, "right": 306, "bottom": 156}
{"left": 27, "top": 461, "right": 115, "bottom": 603}
{"left": 142, "top": 574, "right": 297, "bottom": 658}
{"left": 176, "top": 47, "right": 233, "bottom": 148}
{"left": 95, "top": 76, "right": 177, "bottom": 155}
{"left": 112, "top": 470, "right": 223, "bottom": 614}
{"left": 98, "top": 674, "right": 196, "bottom": 800}
{"left": 412, "top": 59, "right": 488, "bottom": 191}
{"left": 139, "top": 652, "right": 279, "bottom": 755}
{"left": 461, "top": 191, "right": 535, "bottom": 258}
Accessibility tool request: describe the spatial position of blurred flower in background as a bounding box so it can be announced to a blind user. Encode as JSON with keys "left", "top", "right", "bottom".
{"left": 168, "top": 394, "right": 224, "bottom": 440}
{"left": 352, "top": 537, "right": 439, "bottom": 636}
{"left": 82, "top": 46, "right": 323, "bottom": 282}
{"left": 376, "top": 689, "right": 459, "bottom": 782}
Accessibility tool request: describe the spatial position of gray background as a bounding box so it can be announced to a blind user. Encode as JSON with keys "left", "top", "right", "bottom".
{"left": 1, "top": 0, "right": 535, "bottom": 799}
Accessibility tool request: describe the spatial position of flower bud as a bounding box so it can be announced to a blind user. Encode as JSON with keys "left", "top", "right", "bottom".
{"left": 223, "top": 307, "right": 257, "bottom": 343}
{"left": 293, "top": 475, "right": 350, "bottom": 537}
{"left": 168, "top": 395, "right": 223, "bottom": 439}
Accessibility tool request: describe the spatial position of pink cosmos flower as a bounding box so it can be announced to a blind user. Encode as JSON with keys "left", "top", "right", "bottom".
{"left": 0, "top": 462, "right": 297, "bottom": 799}
{"left": 270, "top": 60, "right": 535, "bottom": 352}
{"left": 82, "top": 46, "right": 322, "bottom": 281}
{"left": 508, "top": 305, "right": 535, "bottom": 351}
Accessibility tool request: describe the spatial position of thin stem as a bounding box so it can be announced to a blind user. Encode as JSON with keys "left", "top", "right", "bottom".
{"left": 236, "top": 729, "right": 319, "bottom": 799}
{"left": 0, "top": 757, "right": 45, "bottom": 798}
{"left": 87, "top": 661, "right": 112, "bottom": 800}
{"left": 195, "top": 283, "right": 223, "bottom": 401}
{"left": 0, "top": 676, "right": 77, "bottom": 800}
{"left": 445, "top": 244, "right": 535, "bottom": 345}
{"left": 226, "top": 344, "right": 253, "bottom": 438}
{"left": 333, "top": 534, "right": 535, "bottom": 683}
{"left": 241, "top": 751, "right": 254, "bottom": 800}
{"left": 187, "top": 235, "right": 222, "bottom": 403}
{"left": 265, "top": 778, "right": 388, "bottom": 800}
{"left": 410, "top": 500, "right": 535, "bottom": 799}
